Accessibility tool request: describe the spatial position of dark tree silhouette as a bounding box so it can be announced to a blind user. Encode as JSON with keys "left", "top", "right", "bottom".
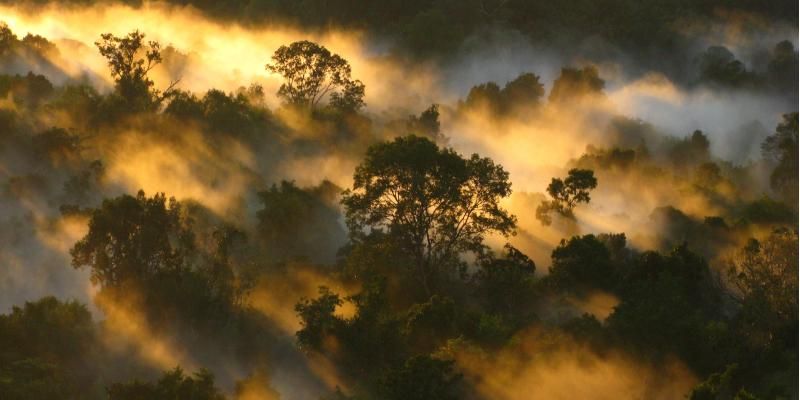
{"left": 95, "top": 30, "right": 178, "bottom": 109}
{"left": 536, "top": 168, "right": 597, "bottom": 225}
{"left": 342, "top": 135, "right": 516, "bottom": 295}
{"left": 548, "top": 66, "right": 604, "bottom": 102}
{"left": 70, "top": 191, "right": 191, "bottom": 288}
{"left": 107, "top": 367, "right": 225, "bottom": 400}
{"left": 266, "top": 40, "right": 365, "bottom": 111}
{"left": 762, "top": 112, "right": 798, "bottom": 206}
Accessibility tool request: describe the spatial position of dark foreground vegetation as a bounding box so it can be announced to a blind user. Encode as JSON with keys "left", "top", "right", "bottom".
{"left": 0, "top": 1, "right": 797, "bottom": 399}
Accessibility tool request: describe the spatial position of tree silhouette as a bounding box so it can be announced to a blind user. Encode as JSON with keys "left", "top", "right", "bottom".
{"left": 70, "top": 191, "right": 191, "bottom": 288}
{"left": 342, "top": 135, "right": 516, "bottom": 295}
{"left": 762, "top": 113, "right": 798, "bottom": 206}
{"left": 536, "top": 168, "right": 597, "bottom": 225}
{"left": 95, "top": 30, "right": 178, "bottom": 110}
{"left": 266, "top": 40, "right": 365, "bottom": 111}
{"left": 548, "top": 66, "right": 604, "bottom": 102}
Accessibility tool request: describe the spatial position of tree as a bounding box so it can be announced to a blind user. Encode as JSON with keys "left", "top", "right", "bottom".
{"left": 696, "top": 46, "right": 755, "bottom": 88}
{"left": 70, "top": 191, "right": 192, "bottom": 288}
{"left": 295, "top": 286, "right": 343, "bottom": 351}
{"left": 761, "top": 113, "right": 798, "bottom": 206}
{"left": 767, "top": 40, "right": 798, "bottom": 93}
{"left": 464, "top": 81, "right": 502, "bottom": 113}
{"left": 462, "top": 72, "right": 545, "bottom": 115}
{"left": 727, "top": 228, "right": 798, "bottom": 343}
{"left": 406, "top": 104, "right": 442, "bottom": 141}
{"left": 536, "top": 169, "right": 597, "bottom": 225}
{"left": 256, "top": 180, "right": 345, "bottom": 263}
{"left": 0, "top": 297, "right": 97, "bottom": 399}
{"left": 473, "top": 244, "right": 537, "bottom": 315}
{"left": 0, "top": 22, "right": 17, "bottom": 56}
{"left": 379, "top": 355, "right": 463, "bottom": 400}
{"left": 690, "top": 364, "right": 759, "bottom": 400}
{"left": 107, "top": 367, "right": 225, "bottom": 400}
{"left": 341, "top": 135, "right": 516, "bottom": 295}
{"left": 266, "top": 40, "right": 365, "bottom": 111}
{"left": 548, "top": 66, "right": 604, "bottom": 103}
{"left": 95, "top": 30, "right": 178, "bottom": 110}
{"left": 548, "top": 234, "right": 617, "bottom": 293}
{"left": 501, "top": 72, "right": 545, "bottom": 108}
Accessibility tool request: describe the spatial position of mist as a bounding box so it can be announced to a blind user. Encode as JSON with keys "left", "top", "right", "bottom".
{"left": 0, "top": 1, "right": 796, "bottom": 399}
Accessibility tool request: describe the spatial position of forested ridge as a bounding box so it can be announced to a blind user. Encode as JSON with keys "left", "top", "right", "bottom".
{"left": 0, "top": 1, "right": 797, "bottom": 399}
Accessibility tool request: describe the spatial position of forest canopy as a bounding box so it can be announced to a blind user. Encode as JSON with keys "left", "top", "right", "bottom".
{"left": 0, "top": 2, "right": 796, "bottom": 399}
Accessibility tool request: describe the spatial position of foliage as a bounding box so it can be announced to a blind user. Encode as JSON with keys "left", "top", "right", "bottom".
{"left": 473, "top": 244, "right": 537, "bottom": 315}
{"left": 547, "top": 234, "right": 618, "bottom": 293}
{"left": 342, "top": 135, "right": 516, "bottom": 295}
{"left": 548, "top": 66, "right": 604, "bottom": 103}
{"left": 762, "top": 113, "right": 798, "bottom": 206}
{"left": 107, "top": 367, "right": 225, "bottom": 400}
{"left": 406, "top": 104, "right": 442, "bottom": 141}
{"left": 462, "top": 72, "right": 545, "bottom": 115}
{"left": 0, "top": 297, "right": 96, "bottom": 399}
{"left": 696, "top": 46, "right": 758, "bottom": 88}
{"left": 256, "top": 180, "right": 345, "bottom": 263}
{"left": 379, "top": 355, "right": 463, "bottom": 400}
{"left": 536, "top": 168, "right": 597, "bottom": 225}
{"left": 70, "top": 190, "right": 192, "bottom": 287}
{"left": 727, "top": 228, "right": 798, "bottom": 349}
{"left": 295, "top": 286, "right": 344, "bottom": 351}
{"left": 95, "top": 30, "right": 177, "bottom": 111}
{"left": 266, "top": 40, "right": 365, "bottom": 111}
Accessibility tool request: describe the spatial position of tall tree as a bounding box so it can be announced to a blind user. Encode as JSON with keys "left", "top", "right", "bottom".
{"left": 536, "top": 168, "right": 597, "bottom": 225}
{"left": 70, "top": 191, "right": 192, "bottom": 288}
{"left": 727, "top": 228, "right": 798, "bottom": 341}
{"left": 341, "top": 135, "right": 516, "bottom": 295}
{"left": 95, "top": 30, "right": 178, "bottom": 110}
{"left": 266, "top": 40, "right": 365, "bottom": 111}
{"left": 762, "top": 112, "right": 798, "bottom": 206}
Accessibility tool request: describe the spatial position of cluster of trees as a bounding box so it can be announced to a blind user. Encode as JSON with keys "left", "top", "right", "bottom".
{"left": 0, "top": 21, "right": 796, "bottom": 400}
{"left": 694, "top": 42, "right": 799, "bottom": 97}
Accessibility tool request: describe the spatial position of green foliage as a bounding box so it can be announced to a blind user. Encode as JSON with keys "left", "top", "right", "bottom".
{"left": 70, "top": 190, "right": 192, "bottom": 287}
{"left": 608, "top": 244, "right": 721, "bottom": 370}
{"left": 107, "top": 367, "right": 225, "bottom": 400}
{"left": 257, "top": 180, "right": 345, "bottom": 263}
{"left": 0, "top": 297, "right": 96, "bottom": 399}
{"left": 536, "top": 168, "right": 597, "bottom": 225}
{"left": 762, "top": 113, "right": 798, "bottom": 206}
{"left": 295, "top": 286, "right": 344, "bottom": 351}
{"left": 740, "top": 196, "right": 796, "bottom": 225}
{"left": 342, "top": 135, "right": 516, "bottom": 295}
{"left": 404, "top": 295, "right": 458, "bottom": 351}
{"left": 266, "top": 40, "right": 365, "bottom": 111}
{"left": 690, "top": 364, "right": 760, "bottom": 400}
{"left": 0, "top": 359, "right": 75, "bottom": 400}
{"left": 547, "top": 234, "right": 618, "bottom": 293}
{"left": 473, "top": 244, "right": 537, "bottom": 315}
{"left": 379, "top": 355, "right": 462, "bottom": 400}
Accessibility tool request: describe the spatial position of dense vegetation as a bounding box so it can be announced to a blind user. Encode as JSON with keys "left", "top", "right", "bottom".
{"left": 0, "top": 2, "right": 797, "bottom": 399}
